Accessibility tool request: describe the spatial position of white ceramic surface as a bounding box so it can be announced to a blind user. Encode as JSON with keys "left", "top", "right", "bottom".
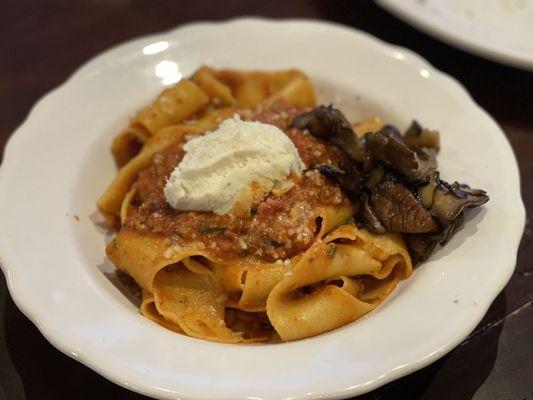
{"left": 377, "top": 0, "right": 533, "bottom": 71}
{"left": 0, "top": 18, "right": 524, "bottom": 400}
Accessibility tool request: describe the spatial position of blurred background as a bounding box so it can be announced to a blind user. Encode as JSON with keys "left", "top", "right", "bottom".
{"left": 0, "top": 1, "right": 531, "bottom": 399}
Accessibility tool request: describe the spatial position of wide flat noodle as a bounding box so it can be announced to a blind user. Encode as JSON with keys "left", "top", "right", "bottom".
{"left": 153, "top": 260, "right": 243, "bottom": 343}
{"left": 107, "top": 205, "right": 366, "bottom": 342}
{"left": 109, "top": 221, "right": 411, "bottom": 343}
{"left": 133, "top": 79, "right": 209, "bottom": 137}
{"left": 192, "top": 67, "right": 236, "bottom": 106}
{"left": 316, "top": 205, "right": 355, "bottom": 238}
{"left": 119, "top": 187, "right": 136, "bottom": 224}
{"left": 107, "top": 229, "right": 196, "bottom": 292}
{"left": 107, "top": 230, "right": 272, "bottom": 343}
{"left": 213, "top": 69, "right": 315, "bottom": 108}
{"left": 140, "top": 290, "right": 183, "bottom": 333}
{"left": 266, "top": 224, "right": 412, "bottom": 341}
{"left": 103, "top": 68, "right": 317, "bottom": 221}
{"left": 111, "top": 79, "right": 209, "bottom": 167}
{"left": 111, "top": 130, "right": 144, "bottom": 167}
{"left": 98, "top": 125, "right": 202, "bottom": 227}
{"left": 101, "top": 67, "right": 416, "bottom": 343}
{"left": 263, "top": 76, "right": 315, "bottom": 108}
{"left": 109, "top": 69, "right": 315, "bottom": 167}
{"left": 184, "top": 106, "right": 236, "bottom": 131}
{"left": 207, "top": 204, "right": 352, "bottom": 313}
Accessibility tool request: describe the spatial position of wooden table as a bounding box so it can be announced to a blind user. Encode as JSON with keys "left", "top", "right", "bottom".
{"left": 1, "top": 1, "right": 531, "bottom": 399}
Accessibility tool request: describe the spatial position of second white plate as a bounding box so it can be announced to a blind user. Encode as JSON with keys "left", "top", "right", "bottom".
{"left": 378, "top": 0, "right": 533, "bottom": 70}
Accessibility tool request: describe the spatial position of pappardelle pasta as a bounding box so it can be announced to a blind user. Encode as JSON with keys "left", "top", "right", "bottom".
{"left": 98, "top": 67, "right": 487, "bottom": 343}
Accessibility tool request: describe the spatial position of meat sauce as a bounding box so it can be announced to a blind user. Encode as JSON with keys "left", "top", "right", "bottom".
{"left": 124, "top": 107, "right": 353, "bottom": 262}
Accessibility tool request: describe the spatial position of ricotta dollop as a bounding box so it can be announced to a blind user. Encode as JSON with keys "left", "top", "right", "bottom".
{"left": 164, "top": 115, "right": 304, "bottom": 214}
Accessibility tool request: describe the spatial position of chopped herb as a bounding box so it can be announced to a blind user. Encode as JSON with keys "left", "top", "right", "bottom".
{"left": 309, "top": 256, "right": 314, "bottom": 263}
{"left": 453, "top": 299, "right": 459, "bottom": 304}
{"left": 240, "top": 250, "right": 249, "bottom": 258}
{"left": 112, "top": 238, "right": 118, "bottom": 249}
{"left": 139, "top": 219, "right": 147, "bottom": 225}
{"left": 250, "top": 208, "right": 257, "bottom": 216}
{"left": 327, "top": 245, "right": 337, "bottom": 256}
{"left": 200, "top": 223, "right": 228, "bottom": 235}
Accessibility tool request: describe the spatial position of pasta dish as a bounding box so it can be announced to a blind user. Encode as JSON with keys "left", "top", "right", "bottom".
{"left": 97, "top": 67, "right": 488, "bottom": 343}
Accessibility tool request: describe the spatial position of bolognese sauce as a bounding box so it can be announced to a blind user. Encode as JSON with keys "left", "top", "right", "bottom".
{"left": 124, "top": 107, "right": 353, "bottom": 262}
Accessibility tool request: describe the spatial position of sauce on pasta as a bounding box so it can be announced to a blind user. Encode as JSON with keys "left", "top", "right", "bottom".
{"left": 126, "top": 109, "right": 351, "bottom": 262}
{"left": 98, "top": 67, "right": 425, "bottom": 343}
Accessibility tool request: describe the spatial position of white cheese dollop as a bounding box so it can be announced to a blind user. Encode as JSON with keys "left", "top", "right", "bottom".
{"left": 164, "top": 115, "right": 304, "bottom": 215}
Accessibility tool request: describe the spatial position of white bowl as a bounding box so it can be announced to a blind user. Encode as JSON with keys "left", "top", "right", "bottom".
{"left": 0, "top": 18, "right": 524, "bottom": 400}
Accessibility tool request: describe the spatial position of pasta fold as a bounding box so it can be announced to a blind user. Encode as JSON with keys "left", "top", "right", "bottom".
{"left": 266, "top": 225, "right": 412, "bottom": 341}
{"left": 133, "top": 79, "right": 210, "bottom": 137}
{"left": 108, "top": 222, "right": 411, "bottom": 342}
{"left": 98, "top": 125, "right": 202, "bottom": 227}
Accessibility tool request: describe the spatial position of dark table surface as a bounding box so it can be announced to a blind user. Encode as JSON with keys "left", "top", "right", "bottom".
{"left": 1, "top": 1, "right": 532, "bottom": 399}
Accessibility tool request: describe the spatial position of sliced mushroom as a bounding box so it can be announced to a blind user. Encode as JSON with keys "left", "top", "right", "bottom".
{"left": 378, "top": 124, "right": 403, "bottom": 141}
{"left": 438, "top": 210, "right": 466, "bottom": 245}
{"left": 431, "top": 182, "right": 489, "bottom": 223}
{"left": 362, "top": 194, "right": 386, "bottom": 234}
{"left": 418, "top": 172, "right": 438, "bottom": 209}
{"left": 368, "top": 173, "right": 439, "bottom": 234}
{"left": 403, "top": 120, "right": 440, "bottom": 151}
{"left": 292, "top": 105, "right": 367, "bottom": 162}
{"left": 406, "top": 182, "right": 488, "bottom": 264}
{"left": 403, "top": 233, "right": 440, "bottom": 265}
{"left": 293, "top": 106, "right": 489, "bottom": 264}
{"left": 404, "top": 211, "right": 466, "bottom": 264}
{"left": 365, "top": 166, "right": 385, "bottom": 188}
{"left": 365, "top": 128, "right": 436, "bottom": 182}
{"left": 314, "top": 162, "right": 362, "bottom": 198}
